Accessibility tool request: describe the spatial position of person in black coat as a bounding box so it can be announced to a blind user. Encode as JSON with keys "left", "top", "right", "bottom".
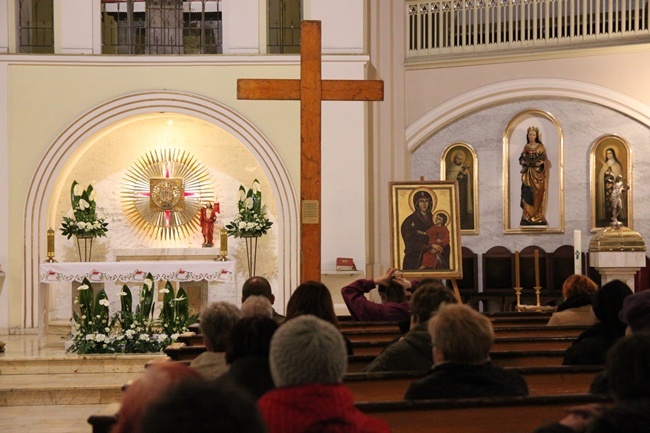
{"left": 404, "top": 304, "right": 528, "bottom": 399}
{"left": 212, "top": 315, "right": 278, "bottom": 400}
{"left": 562, "top": 280, "right": 632, "bottom": 366}
{"left": 535, "top": 334, "right": 650, "bottom": 433}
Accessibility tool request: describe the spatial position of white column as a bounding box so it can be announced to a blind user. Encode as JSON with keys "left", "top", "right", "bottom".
{"left": 307, "top": 0, "right": 364, "bottom": 53}
{"left": 0, "top": 62, "right": 8, "bottom": 332}
{"left": 222, "top": 0, "right": 260, "bottom": 54}
{"left": 55, "top": 0, "right": 100, "bottom": 54}
{"left": 590, "top": 251, "right": 646, "bottom": 292}
{"left": 0, "top": 0, "right": 9, "bottom": 53}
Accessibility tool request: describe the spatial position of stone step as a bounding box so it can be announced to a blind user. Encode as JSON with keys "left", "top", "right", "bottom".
{"left": 0, "top": 354, "right": 166, "bottom": 375}
{"left": 0, "top": 372, "right": 134, "bottom": 406}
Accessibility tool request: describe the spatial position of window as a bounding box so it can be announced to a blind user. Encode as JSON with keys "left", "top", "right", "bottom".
{"left": 268, "top": 0, "right": 301, "bottom": 53}
{"left": 101, "top": 0, "right": 222, "bottom": 54}
{"left": 18, "top": 0, "right": 54, "bottom": 53}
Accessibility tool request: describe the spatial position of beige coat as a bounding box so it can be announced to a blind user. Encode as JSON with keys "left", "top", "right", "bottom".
{"left": 189, "top": 351, "right": 228, "bottom": 380}
{"left": 547, "top": 305, "right": 596, "bottom": 327}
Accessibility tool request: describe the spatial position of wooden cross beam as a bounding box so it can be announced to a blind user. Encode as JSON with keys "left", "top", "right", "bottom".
{"left": 238, "top": 21, "right": 384, "bottom": 282}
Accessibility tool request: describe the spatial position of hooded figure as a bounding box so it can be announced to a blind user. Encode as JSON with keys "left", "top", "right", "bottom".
{"left": 563, "top": 280, "right": 632, "bottom": 366}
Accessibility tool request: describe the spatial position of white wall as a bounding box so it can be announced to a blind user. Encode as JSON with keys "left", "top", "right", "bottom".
{"left": 412, "top": 97, "right": 650, "bottom": 290}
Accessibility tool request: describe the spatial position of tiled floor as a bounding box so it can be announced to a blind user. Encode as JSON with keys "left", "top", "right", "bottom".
{"left": 0, "top": 334, "right": 162, "bottom": 433}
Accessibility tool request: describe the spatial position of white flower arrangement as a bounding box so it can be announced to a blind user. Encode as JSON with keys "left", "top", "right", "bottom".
{"left": 225, "top": 179, "right": 273, "bottom": 238}
{"left": 66, "top": 275, "right": 197, "bottom": 355}
{"left": 60, "top": 180, "right": 108, "bottom": 239}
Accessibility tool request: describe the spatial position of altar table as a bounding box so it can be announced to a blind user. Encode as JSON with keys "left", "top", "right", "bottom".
{"left": 39, "top": 261, "right": 236, "bottom": 335}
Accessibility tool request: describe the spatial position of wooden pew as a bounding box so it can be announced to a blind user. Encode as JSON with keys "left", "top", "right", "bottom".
{"left": 493, "top": 325, "right": 587, "bottom": 338}
{"left": 356, "top": 394, "right": 613, "bottom": 433}
{"left": 344, "top": 365, "right": 603, "bottom": 401}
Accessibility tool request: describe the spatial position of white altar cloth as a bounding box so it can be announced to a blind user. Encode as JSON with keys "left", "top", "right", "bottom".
{"left": 39, "top": 261, "right": 237, "bottom": 335}
{"left": 40, "top": 261, "right": 235, "bottom": 283}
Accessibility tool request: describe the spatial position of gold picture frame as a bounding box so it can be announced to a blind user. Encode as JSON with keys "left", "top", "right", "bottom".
{"left": 441, "top": 142, "right": 478, "bottom": 235}
{"left": 589, "top": 134, "right": 633, "bottom": 231}
{"left": 390, "top": 181, "right": 463, "bottom": 279}
{"left": 503, "top": 110, "right": 564, "bottom": 234}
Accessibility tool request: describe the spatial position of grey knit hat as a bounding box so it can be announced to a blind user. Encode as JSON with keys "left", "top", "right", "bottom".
{"left": 269, "top": 315, "right": 347, "bottom": 387}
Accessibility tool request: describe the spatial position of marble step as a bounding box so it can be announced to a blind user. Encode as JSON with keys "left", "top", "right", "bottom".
{"left": 0, "top": 372, "right": 135, "bottom": 406}
{"left": 0, "top": 354, "right": 166, "bottom": 375}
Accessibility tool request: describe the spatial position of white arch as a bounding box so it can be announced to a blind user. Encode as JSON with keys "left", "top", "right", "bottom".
{"left": 406, "top": 79, "right": 650, "bottom": 152}
{"left": 23, "top": 90, "right": 299, "bottom": 328}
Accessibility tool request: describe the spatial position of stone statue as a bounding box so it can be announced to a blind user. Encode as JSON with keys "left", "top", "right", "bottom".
{"left": 200, "top": 203, "right": 218, "bottom": 247}
{"left": 610, "top": 174, "right": 630, "bottom": 226}
{"left": 519, "top": 126, "right": 549, "bottom": 226}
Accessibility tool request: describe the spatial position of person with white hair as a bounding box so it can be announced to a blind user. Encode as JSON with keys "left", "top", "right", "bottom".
{"left": 189, "top": 301, "right": 242, "bottom": 380}
{"left": 258, "top": 315, "right": 390, "bottom": 433}
{"left": 241, "top": 295, "right": 273, "bottom": 318}
{"left": 405, "top": 304, "right": 528, "bottom": 399}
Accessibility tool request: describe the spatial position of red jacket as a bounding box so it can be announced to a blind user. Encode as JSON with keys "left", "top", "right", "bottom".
{"left": 341, "top": 279, "right": 411, "bottom": 322}
{"left": 258, "top": 383, "right": 391, "bottom": 433}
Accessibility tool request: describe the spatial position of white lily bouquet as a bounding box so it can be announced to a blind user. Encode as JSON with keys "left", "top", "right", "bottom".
{"left": 225, "top": 179, "right": 273, "bottom": 238}
{"left": 60, "top": 180, "right": 108, "bottom": 239}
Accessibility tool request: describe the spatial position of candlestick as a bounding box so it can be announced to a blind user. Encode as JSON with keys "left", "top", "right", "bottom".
{"left": 46, "top": 227, "right": 57, "bottom": 263}
{"left": 573, "top": 229, "right": 582, "bottom": 275}
{"left": 514, "top": 250, "right": 520, "bottom": 288}
{"left": 218, "top": 228, "right": 229, "bottom": 261}
{"left": 534, "top": 249, "right": 540, "bottom": 288}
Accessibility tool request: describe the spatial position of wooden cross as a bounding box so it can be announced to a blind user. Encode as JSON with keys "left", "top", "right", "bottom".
{"left": 238, "top": 21, "right": 384, "bottom": 282}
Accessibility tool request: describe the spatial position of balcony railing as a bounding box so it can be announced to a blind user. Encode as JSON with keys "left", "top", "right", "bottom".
{"left": 406, "top": 0, "right": 650, "bottom": 58}
{"left": 102, "top": 0, "right": 222, "bottom": 54}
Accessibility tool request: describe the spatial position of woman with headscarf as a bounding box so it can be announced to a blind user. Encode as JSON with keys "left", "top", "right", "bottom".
{"left": 562, "top": 280, "right": 632, "bottom": 366}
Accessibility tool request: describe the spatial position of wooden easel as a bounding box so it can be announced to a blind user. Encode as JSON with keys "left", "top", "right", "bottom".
{"left": 450, "top": 279, "right": 463, "bottom": 304}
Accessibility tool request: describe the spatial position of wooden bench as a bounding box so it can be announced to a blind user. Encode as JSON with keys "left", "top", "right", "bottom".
{"left": 356, "top": 394, "right": 613, "bottom": 433}
{"left": 344, "top": 365, "right": 603, "bottom": 401}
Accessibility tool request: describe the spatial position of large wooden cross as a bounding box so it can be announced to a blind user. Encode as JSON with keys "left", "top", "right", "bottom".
{"left": 238, "top": 21, "right": 384, "bottom": 282}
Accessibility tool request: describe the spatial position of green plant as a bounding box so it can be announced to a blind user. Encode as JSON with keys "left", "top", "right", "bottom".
{"left": 60, "top": 180, "right": 109, "bottom": 239}
{"left": 67, "top": 274, "right": 198, "bottom": 354}
{"left": 159, "top": 281, "right": 199, "bottom": 337}
{"left": 67, "top": 277, "right": 117, "bottom": 354}
{"left": 225, "top": 179, "right": 273, "bottom": 238}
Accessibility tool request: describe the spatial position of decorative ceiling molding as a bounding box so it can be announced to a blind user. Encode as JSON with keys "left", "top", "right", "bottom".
{"left": 406, "top": 78, "right": 650, "bottom": 153}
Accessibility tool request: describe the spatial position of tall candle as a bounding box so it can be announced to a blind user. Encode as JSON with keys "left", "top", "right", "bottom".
{"left": 534, "top": 249, "right": 540, "bottom": 287}
{"left": 220, "top": 228, "right": 228, "bottom": 255}
{"left": 573, "top": 230, "right": 582, "bottom": 275}
{"left": 514, "top": 250, "right": 520, "bottom": 288}
{"left": 47, "top": 228, "right": 55, "bottom": 257}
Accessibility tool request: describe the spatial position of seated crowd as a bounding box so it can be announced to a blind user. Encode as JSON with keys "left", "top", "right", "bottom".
{"left": 109, "top": 273, "right": 650, "bottom": 433}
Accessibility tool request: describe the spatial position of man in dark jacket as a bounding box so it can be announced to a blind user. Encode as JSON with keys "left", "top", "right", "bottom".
{"left": 363, "top": 280, "right": 456, "bottom": 372}
{"left": 405, "top": 304, "right": 528, "bottom": 399}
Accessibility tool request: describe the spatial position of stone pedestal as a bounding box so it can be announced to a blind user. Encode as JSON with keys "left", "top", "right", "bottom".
{"left": 589, "top": 251, "right": 646, "bottom": 292}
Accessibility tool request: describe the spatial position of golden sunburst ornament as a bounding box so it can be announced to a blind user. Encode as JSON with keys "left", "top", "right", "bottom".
{"left": 122, "top": 148, "right": 214, "bottom": 240}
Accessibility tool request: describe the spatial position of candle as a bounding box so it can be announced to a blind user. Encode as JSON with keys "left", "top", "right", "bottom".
{"left": 534, "top": 249, "right": 540, "bottom": 287}
{"left": 47, "top": 228, "right": 55, "bottom": 256}
{"left": 514, "top": 250, "right": 520, "bottom": 288}
{"left": 220, "top": 228, "right": 228, "bottom": 255}
{"left": 573, "top": 230, "right": 582, "bottom": 275}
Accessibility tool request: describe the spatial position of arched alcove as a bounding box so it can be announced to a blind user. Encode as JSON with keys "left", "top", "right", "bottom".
{"left": 23, "top": 91, "right": 298, "bottom": 329}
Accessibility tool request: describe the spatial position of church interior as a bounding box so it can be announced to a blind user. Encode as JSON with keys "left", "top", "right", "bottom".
{"left": 1, "top": 0, "right": 650, "bottom": 432}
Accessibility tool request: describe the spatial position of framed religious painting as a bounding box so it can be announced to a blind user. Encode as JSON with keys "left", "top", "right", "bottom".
{"left": 589, "top": 134, "right": 632, "bottom": 231}
{"left": 441, "top": 142, "right": 479, "bottom": 235}
{"left": 389, "top": 181, "right": 463, "bottom": 279}
{"left": 503, "top": 110, "right": 564, "bottom": 234}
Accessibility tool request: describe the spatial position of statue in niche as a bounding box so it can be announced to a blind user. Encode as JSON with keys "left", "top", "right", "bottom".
{"left": 200, "top": 203, "right": 218, "bottom": 247}
{"left": 519, "top": 126, "right": 549, "bottom": 226}
{"left": 609, "top": 175, "right": 630, "bottom": 226}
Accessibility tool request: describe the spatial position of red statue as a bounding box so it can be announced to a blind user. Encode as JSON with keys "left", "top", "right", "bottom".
{"left": 200, "top": 203, "right": 218, "bottom": 247}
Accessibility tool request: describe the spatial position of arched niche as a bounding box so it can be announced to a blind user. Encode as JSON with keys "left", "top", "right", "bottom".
{"left": 24, "top": 91, "right": 298, "bottom": 329}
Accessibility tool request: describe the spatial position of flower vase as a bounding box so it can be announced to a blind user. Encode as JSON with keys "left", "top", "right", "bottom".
{"left": 242, "top": 234, "right": 259, "bottom": 279}
{"left": 75, "top": 236, "right": 94, "bottom": 262}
